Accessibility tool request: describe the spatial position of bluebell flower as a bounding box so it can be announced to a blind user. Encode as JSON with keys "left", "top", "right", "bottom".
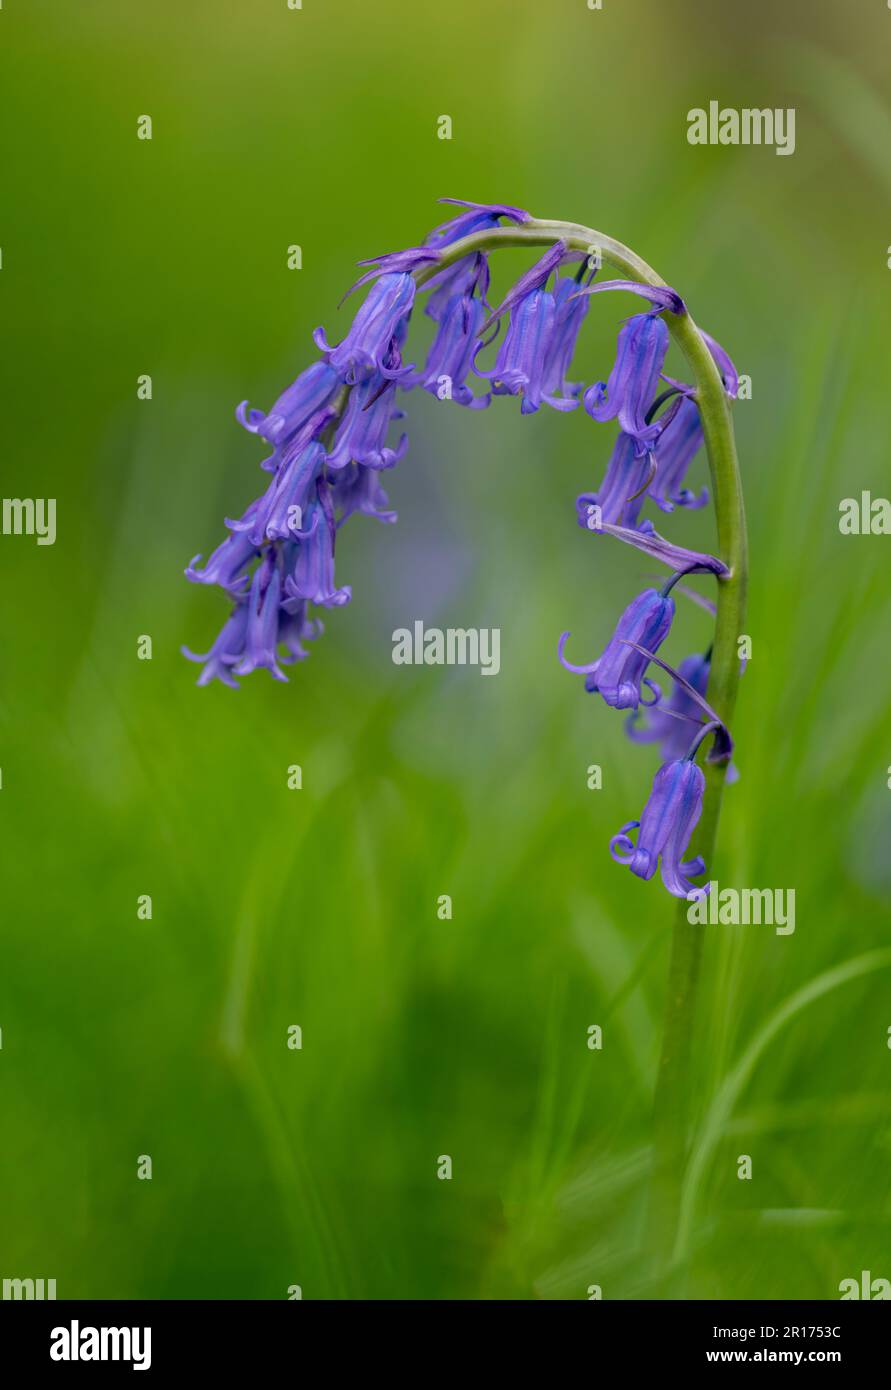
{"left": 625, "top": 641, "right": 740, "bottom": 781}
{"left": 282, "top": 483, "right": 352, "bottom": 608}
{"left": 232, "top": 554, "right": 289, "bottom": 683}
{"left": 421, "top": 205, "right": 529, "bottom": 321}
{"left": 410, "top": 290, "right": 489, "bottom": 408}
{"left": 278, "top": 599, "right": 324, "bottom": 665}
{"left": 423, "top": 253, "right": 490, "bottom": 322}
{"left": 610, "top": 758, "right": 707, "bottom": 898}
{"left": 475, "top": 287, "right": 559, "bottom": 415}
{"left": 226, "top": 441, "right": 326, "bottom": 546}
{"left": 618, "top": 641, "right": 735, "bottom": 766}
{"left": 576, "top": 432, "right": 655, "bottom": 530}
{"left": 326, "top": 376, "right": 408, "bottom": 469}
{"left": 329, "top": 463, "right": 398, "bottom": 527}
{"left": 648, "top": 394, "right": 707, "bottom": 511}
{"left": 559, "top": 587, "right": 676, "bottom": 709}
{"left": 182, "top": 602, "right": 250, "bottom": 688}
{"left": 236, "top": 360, "right": 339, "bottom": 447}
{"left": 314, "top": 273, "right": 415, "bottom": 385}
{"left": 626, "top": 651, "right": 710, "bottom": 758}
{"left": 584, "top": 311, "right": 669, "bottom": 446}
{"left": 185, "top": 530, "right": 258, "bottom": 594}
{"left": 540, "top": 272, "right": 590, "bottom": 408}
{"left": 424, "top": 199, "right": 532, "bottom": 315}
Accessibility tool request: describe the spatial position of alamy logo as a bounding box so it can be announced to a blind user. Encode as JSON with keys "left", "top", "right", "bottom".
{"left": 687, "top": 101, "right": 796, "bottom": 156}
{"left": 392, "top": 621, "right": 501, "bottom": 675}
{"left": 50, "top": 1321, "right": 152, "bottom": 1371}
{"left": 2, "top": 1276, "right": 56, "bottom": 1299}
{"left": 839, "top": 491, "right": 891, "bottom": 535}
{"left": 1, "top": 497, "right": 56, "bottom": 545}
{"left": 687, "top": 883, "right": 795, "bottom": 935}
{"left": 839, "top": 1270, "right": 890, "bottom": 1299}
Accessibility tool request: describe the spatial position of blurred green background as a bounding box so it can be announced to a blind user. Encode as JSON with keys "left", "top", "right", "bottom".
{"left": 1, "top": 0, "right": 890, "bottom": 1300}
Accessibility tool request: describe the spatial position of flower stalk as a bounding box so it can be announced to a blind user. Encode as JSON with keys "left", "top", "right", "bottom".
{"left": 423, "top": 216, "right": 748, "bottom": 1269}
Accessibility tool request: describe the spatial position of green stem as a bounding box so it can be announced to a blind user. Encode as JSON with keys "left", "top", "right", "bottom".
{"left": 419, "top": 217, "right": 748, "bottom": 1269}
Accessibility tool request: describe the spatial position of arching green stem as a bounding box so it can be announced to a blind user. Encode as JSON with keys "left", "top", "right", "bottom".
{"left": 418, "top": 217, "right": 748, "bottom": 1268}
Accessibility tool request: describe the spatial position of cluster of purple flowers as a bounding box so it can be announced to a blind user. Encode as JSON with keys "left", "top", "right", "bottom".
{"left": 185, "top": 199, "right": 737, "bottom": 897}
{"left": 551, "top": 274, "right": 738, "bottom": 898}
{"left": 552, "top": 281, "right": 738, "bottom": 898}
{"left": 184, "top": 199, "right": 525, "bottom": 686}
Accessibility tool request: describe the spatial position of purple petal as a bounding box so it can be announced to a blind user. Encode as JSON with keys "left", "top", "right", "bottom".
{"left": 557, "top": 630, "right": 599, "bottom": 675}
{"left": 437, "top": 197, "right": 530, "bottom": 223}
{"left": 583, "top": 518, "right": 730, "bottom": 578}
{"left": 618, "top": 640, "right": 733, "bottom": 761}
{"left": 343, "top": 247, "right": 442, "bottom": 300}
{"left": 571, "top": 279, "right": 686, "bottom": 316}
{"left": 482, "top": 242, "right": 567, "bottom": 331}
{"left": 427, "top": 199, "right": 530, "bottom": 246}
{"left": 701, "top": 328, "right": 739, "bottom": 399}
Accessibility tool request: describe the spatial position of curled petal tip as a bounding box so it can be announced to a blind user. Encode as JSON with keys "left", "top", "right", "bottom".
{"left": 436, "top": 197, "right": 531, "bottom": 224}
{"left": 557, "top": 630, "right": 599, "bottom": 675}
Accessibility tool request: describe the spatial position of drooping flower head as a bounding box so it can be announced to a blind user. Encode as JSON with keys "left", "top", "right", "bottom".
{"left": 282, "top": 480, "right": 352, "bottom": 609}
{"left": 227, "top": 440, "right": 327, "bottom": 546}
{"left": 186, "top": 529, "right": 258, "bottom": 594}
{"left": 182, "top": 602, "right": 250, "bottom": 688}
{"left": 475, "top": 287, "right": 558, "bottom": 415}
{"left": 569, "top": 279, "right": 685, "bottom": 447}
{"left": 559, "top": 586, "right": 676, "bottom": 710}
{"left": 236, "top": 360, "right": 340, "bottom": 448}
{"left": 314, "top": 272, "right": 416, "bottom": 385}
{"left": 584, "top": 312, "right": 670, "bottom": 447}
{"left": 648, "top": 393, "right": 707, "bottom": 511}
{"left": 610, "top": 758, "right": 707, "bottom": 898}
{"left": 471, "top": 243, "right": 567, "bottom": 414}
{"left": 326, "top": 375, "right": 408, "bottom": 470}
{"left": 185, "top": 198, "right": 744, "bottom": 903}
{"left": 233, "top": 551, "right": 289, "bottom": 683}
{"left": 410, "top": 288, "right": 490, "bottom": 408}
{"left": 540, "top": 270, "right": 591, "bottom": 408}
{"left": 329, "top": 462, "right": 398, "bottom": 527}
{"left": 577, "top": 431, "right": 656, "bottom": 531}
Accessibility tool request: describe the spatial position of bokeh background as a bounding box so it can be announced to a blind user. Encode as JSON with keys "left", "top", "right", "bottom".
{"left": 1, "top": 0, "right": 890, "bottom": 1300}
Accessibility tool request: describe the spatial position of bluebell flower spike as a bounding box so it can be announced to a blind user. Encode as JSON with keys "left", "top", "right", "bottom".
{"left": 185, "top": 199, "right": 743, "bottom": 906}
